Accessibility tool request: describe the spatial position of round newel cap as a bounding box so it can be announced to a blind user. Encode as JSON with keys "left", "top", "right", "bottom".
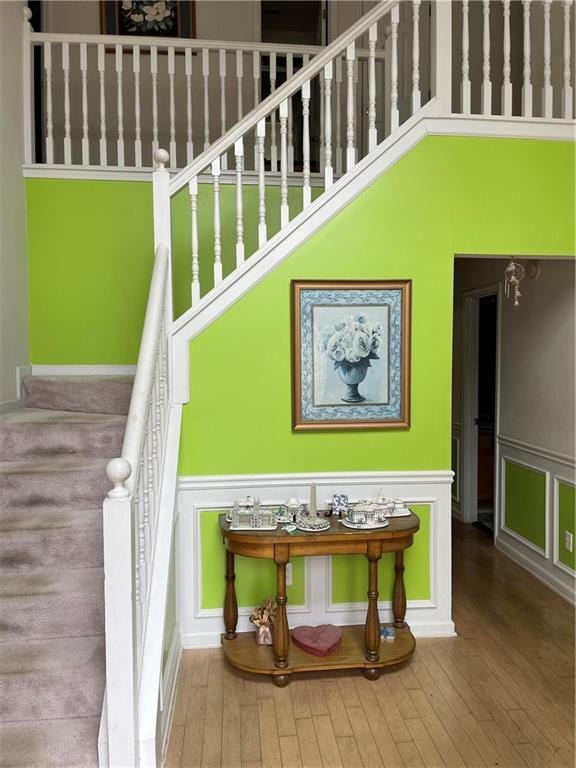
{"left": 154, "top": 148, "right": 170, "bottom": 169}
{"left": 106, "top": 457, "right": 132, "bottom": 498}
{"left": 23, "top": 7, "right": 33, "bottom": 21}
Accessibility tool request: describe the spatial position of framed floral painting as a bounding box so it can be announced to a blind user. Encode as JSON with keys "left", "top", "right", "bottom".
{"left": 100, "top": 1, "right": 196, "bottom": 38}
{"left": 291, "top": 280, "right": 411, "bottom": 431}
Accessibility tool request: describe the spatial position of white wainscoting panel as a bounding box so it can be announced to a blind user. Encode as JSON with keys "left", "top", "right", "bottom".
{"left": 177, "top": 471, "right": 455, "bottom": 648}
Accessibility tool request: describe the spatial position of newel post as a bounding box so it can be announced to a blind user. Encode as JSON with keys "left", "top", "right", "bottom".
{"left": 103, "top": 458, "right": 137, "bottom": 767}
{"left": 431, "top": 0, "right": 452, "bottom": 114}
{"left": 22, "top": 7, "right": 33, "bottom": 164}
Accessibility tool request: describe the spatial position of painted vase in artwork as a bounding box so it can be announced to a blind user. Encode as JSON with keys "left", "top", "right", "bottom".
{"left": 337, "top": 360, "right": 369, "bottom": 403}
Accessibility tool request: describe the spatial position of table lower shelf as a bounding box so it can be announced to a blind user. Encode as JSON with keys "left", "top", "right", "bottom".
{"left": 222, "top": 624, "right": 415, "bottom": 684}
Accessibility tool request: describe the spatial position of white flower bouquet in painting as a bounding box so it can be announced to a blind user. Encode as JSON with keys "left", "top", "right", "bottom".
{"left": 320, "top": 314, "right": 383, "bottom": 402}
{"left": 120, "top": 1, "right": 176, "bottom": 34}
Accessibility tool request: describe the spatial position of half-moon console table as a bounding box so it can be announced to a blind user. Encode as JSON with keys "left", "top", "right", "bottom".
{"left": 220, "top": 512, "right": 420, "bottom": 686}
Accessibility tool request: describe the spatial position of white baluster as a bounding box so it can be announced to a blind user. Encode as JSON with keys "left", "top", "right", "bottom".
{"left": 212, "top": 158, "right": 222, "bottom": 286}
{"left": 346, "top": 43, "right": 356, "bottom": 171}
{"left": 324, "top": 62, "right": 333, "bottom": 189}
{"left": 542, "top": 0, "right": 553, "bottom": 118}
{"left": 481, "top": 0, "right": 492, "bottom": 115}
{"left": 219, "top": 49, "right": 227, "bottom": 170}
{"left": 368, "top": 24, "right": 378, "bottom": 151}
{"left": 234, "top": 138, "right": 245, "bottom": 267}
{"left": 115, "top": 45, "right": 124, "bottom": 166}
{"left": 236, "top": 50, "right": 244, "bottom": 121}
{"left": 335, "top": 56, "right": 343, "bottom": 175}
{"left": 257, "top": 119, "right": 267, "bottom": 247}
{"left": 390, "top": 8, "right": 400, "bottom": 132}
{"left": 202, "top": 48, "right": 210, "bottom": 150}
{"left": 461, "top": 0, "right": 471, "bottom": 114}
{"left": 253, "top": 51, "right": 260, "bottom": 169}
{"left": 133, "top": 46, "right": 142, "bottom": 167}
{"left": 22, "top": 9, "right": 32, "bottom": 164}
{"left": 44, "top": 42, "right": 54, "bottom": 164}
{"left": 302, "top": 80, "right": 312, "bottom": 208}
{"left": 151, "top": 46, "right": 159, "bottom": 158}
{"left": 185, "top": 48, "right": 193, "bottom": 163}
{"left": 280, "top": 100, "right": 289, "bottom": 226}
{"left": 502, "top": 0, "right": 513, "bottom": 116}
{"left": 168, "top": 47, "right": 176, "bottom": 168}
{"left": 412, "top": 0, "right": 422, "bottom": 113}
{"left": 189, "top": 177, "right": 200, "bottom": 305}
{"left": 97, "top": 44, "right": 106, "bottom": 166}
{"left": 319, "top": 69, "right": 325, "bottom": 172}
{"left": 287, "top": 53, "right": 294, "bottom": 172}
{"left": 270, "top": 52, "right": 277, "bottom": 172}
{"left": 522, "top": 0, "right": 533, "bottom": 117}
{"left": 80, "top": 43, "right": 89, "bottom": 165}
{"left": 562, "top": 0, "right": 573, "bottom": 118}
{"left": 62, "top": 42, "right": 71, "bottom": 165}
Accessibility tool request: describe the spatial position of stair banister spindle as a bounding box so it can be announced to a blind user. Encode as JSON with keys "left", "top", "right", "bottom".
{"left": 202, "top": 49, "right": 210, "bottom": 150}
{"left": 236, "top": 50, "right": 244, "bottom": 122}
{"left": 151, "top": 47, "right": 159, "bottom": 158}
{"left": 521, "top": 0, "right": 532, "bottom": 117}
{"left": 335, "top": 56, "right": 343, "bottom": 174}
{"left": 234, "top": 138, "right": 245, "bottom": 266}
{"left": 390, "top": 7, "right": 400, "bottom": 132}
{"left": 319, "top": 68, "right": 326, "bottom": 172}
{"left": 257, "top": 119, "right": 267, "bottom": 247}
{"left": 302, "top": 80, "right": 312, "bottom": 208}
{"left": 253, "top": 51, "right": 260, "bottom": 170}
{"left": 80, "top": 43, "right": 89, "bottom": 165}
{"left": 542, "top": 0, "right": 553, "bottom": 118}
{"left": 44, "top": 42, "right": 54, "bottom": 164}
{"left": 185, "top": 49, "right": 194, "bottom": 163}
{"left": 412, "top": 0, "right": 422, "bottom": 114}
{"left": 219, "top": 49, "right": 228, "bottom": 170}
{"left": 270, "top": 52, "right": 278, "bottom": 172}
{"left": 287, "top": 54, "right": 294, "bottom": 172}
{"left": 133, "top": 46, "right": 142, "bottom": 167}
{"left": 212, "top": 157, "right": 223, "bottom": 286}
{"left": 346, "top": 42, "right": 356, "bottom": 171}
{"left": 97, "top": 43, "right": 106, "bottom": 166}
{"left": 63, "top": 42, "right": 72, "bottom": 165}
{"left": 280, "top": 100, "right": 290, "bottom": 226}
{"left": 562, "top": 0, "right": 573, "bottom": 118}
{"left": 502, "top": 0, "right": 513, "bottom": 116}
{"left": 168, "top": 47, "right": 177, "bottom": 169}
{"left": 461, "top": 0, "right": 471, "bottom": 114}
{"left": 324, "top": 61, "right": 334, "bottom": 189}
{"left": 189, "top": 177, "right": 200, "bottom": 305}
{"left": 481, "top": 0, "right": 492, "bottom": 115}
{"left": 22, "top": 9, "right": 33, "bottom": 164}
{"left": 368, "top": 24, "right": 378, "bottom": 151}
{"left": 115, "top": 45, "right": 125, "bottom": 166}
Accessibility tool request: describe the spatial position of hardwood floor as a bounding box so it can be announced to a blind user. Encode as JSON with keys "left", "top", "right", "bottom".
{"left": 165, "top": 523, "right": 575, "bottom": 768}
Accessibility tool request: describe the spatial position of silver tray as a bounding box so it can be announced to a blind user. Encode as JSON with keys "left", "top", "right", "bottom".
{"left": 296, "top": 518, "right": 331, "bottom": 532}
{"left": 229, "top": 523, "right": 278, "bottom": 531}
{"left": 341, "top": 518, "right": 390, "bottom": 530}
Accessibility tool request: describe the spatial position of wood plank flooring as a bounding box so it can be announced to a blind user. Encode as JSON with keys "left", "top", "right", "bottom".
{"left": 165, "top": 523, "right": 575, "bottom": 767}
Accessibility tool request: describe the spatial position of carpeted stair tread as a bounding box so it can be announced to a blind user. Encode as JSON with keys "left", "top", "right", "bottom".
{"left": 0, "top": 456, "right": 111, "bottom": 510}
{"left": 0, "top": 567, "right": 104, "bottom": 640}
{"left": 0, "top": 717, "right": 100, "bottom": 767}
{"left": 0, "top": 509, "right": 102, "bottom": 571}
{"left": 0, "top": 635, "right": 104, "bottom": 722}
{"left": 0, "top": 507, "right": 101, "bottom": 532}
{"left": 0, "top": 408, "right": 126, "bottom": 461}
{"left": 22, "top": 375, "right": 133, "bottom": 415}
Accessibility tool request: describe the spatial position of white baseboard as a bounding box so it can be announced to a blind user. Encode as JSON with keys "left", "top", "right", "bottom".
{"left": 16, "top": 365, "right": 32, "bottom": 399}
{"left": 31, "top": 365, "right": 136, "bottom": 376}
{"left": 0, "top": 398, "right": 20, "bottom": 413}
{"left": 496, "top": 534, "right": 576, "bottom": 604}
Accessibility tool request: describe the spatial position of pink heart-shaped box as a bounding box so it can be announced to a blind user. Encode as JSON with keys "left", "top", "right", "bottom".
{"left": 291, "top": 624, "right": 342, "bottom": 657}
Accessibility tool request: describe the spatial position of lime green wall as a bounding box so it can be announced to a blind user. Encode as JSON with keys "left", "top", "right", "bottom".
{"left": 331, "top": 505, "right": 430, "bottom": 603}
{"left": 558, "top": 481, "right": 576, "bottom": 571}
{"left": 504, "top": 461, "right": 547, "bottom": 549}
{"left": 200, "top": 510, "right": 306, "bottom": 608}
{"left": 179, "top": 137, "right": 575, "bottom": 476}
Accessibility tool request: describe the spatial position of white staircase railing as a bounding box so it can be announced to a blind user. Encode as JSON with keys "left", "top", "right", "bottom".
{"left": 101, "top": 243, "right": 176, "bottom": 767}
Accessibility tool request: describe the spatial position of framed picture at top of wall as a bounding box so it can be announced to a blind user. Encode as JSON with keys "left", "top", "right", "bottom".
{"left": 291, "top": 280, "right": 411, "bottom": 431}
{"left": 100, "top": 1, "right": 196, "bottom": 38}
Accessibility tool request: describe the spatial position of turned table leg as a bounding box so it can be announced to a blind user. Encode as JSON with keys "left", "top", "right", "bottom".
{"left": 224, "top": 549, "right": 238, "bottom": 639}
{"left": 393, "top": 550, "right": 407, "bottom": 629}
{"left": 365, "top": 542, "right": 381, "bottom": 663}
{"left": 274, "top": 546, "right": 290, "bottom": 669}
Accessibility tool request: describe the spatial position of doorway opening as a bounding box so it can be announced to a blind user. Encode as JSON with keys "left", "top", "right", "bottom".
{"left": 476, "top": 294, "right": 498, "bottom": 533}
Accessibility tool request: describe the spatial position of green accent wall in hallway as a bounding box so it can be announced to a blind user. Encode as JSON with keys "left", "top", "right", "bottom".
{"left": 558, "top": 481, "right": 576, "bottom": 571}
{"left": 504, "top": 460, "right": 547, "bottom": 550}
